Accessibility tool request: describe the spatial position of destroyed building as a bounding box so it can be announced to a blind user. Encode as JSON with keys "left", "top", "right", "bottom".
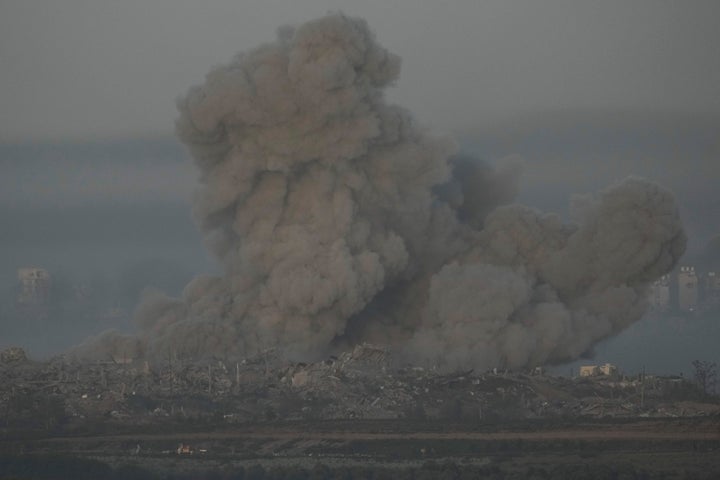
{"left": 579, "top": 365, "right": 599, "bottom": 377}
{"left": 0, "top": 346, "right": 28, "bottom": 363}
{"left": 579, "top": 363, "right": 618, "bottom": 378}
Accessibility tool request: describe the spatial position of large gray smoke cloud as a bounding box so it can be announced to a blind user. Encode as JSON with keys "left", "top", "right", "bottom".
{"left": 75, "top": 14, "right": 685, "bottom": 371}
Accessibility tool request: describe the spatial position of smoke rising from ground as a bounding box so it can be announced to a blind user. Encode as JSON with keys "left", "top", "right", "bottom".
{"left": 73, "top": 14, "right": 685, "bottom": 371}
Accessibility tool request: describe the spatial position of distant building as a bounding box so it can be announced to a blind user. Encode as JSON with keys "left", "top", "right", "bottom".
{"left": 678, "top": 266, "right": 698, "bottom": 312}
{"left": 598, "top": 363, "right": 617, "bottom": 376}
{"left": 579, "top": 365, "right": 599, "bottom": 377}
{"left": 579, "top": 363, "right": 618, "bottom": 378}
{"left": 177, "top": 443, "right": 193, "bottom": 455}
{"left": 648, "top": 274, "right": 670, "bottom": 310}
{"left": 17, "top": 267, "right": 51, "bottom": 304}
{"left": 701, "top": 271, "right": 720, "bottom": 307}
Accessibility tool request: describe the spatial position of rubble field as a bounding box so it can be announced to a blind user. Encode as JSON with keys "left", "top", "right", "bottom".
{"left": 1, "top": 344, "right": 719, "bottom": 478}
{"left": 2, "top": 344, "right": 719, "bottom": 434}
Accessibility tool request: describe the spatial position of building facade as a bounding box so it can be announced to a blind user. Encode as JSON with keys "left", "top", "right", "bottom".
{"left": 17, "top": 267, "right": 51, "bottom": 304}
{"left": 678, "top": 266, "right": 698, "bottom": 312}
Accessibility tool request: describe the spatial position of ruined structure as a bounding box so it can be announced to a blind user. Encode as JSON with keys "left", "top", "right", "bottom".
{"left": 649, "top": 274, "right": 671, "bottom": 311}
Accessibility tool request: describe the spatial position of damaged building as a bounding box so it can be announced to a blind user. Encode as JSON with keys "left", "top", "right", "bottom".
{"left": 579, "top": 363, "right": 618, "bottom": 378}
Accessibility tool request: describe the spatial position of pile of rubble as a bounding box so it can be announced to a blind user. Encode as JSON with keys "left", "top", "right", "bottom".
{"left": 1, "top": 345, "right": 718, "bottom": 432}
{"left": 0, "top": 346, "right": 27, "bottom": 363}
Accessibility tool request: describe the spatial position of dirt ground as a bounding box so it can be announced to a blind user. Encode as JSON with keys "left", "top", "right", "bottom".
{"left": 2, "top": 418, "right": 719, "bottom": 479}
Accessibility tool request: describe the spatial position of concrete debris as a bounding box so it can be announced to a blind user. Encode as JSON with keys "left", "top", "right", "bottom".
{"left": 0, "top": 347, "right": 28, "bottom": 364}
{"left": 0, "top": 344, "right": 717, "bottom": 431}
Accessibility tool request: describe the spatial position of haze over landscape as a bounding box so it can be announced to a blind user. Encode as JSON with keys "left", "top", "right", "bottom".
{"left": 1, "top": 1, "right": 719, "bottom": 376}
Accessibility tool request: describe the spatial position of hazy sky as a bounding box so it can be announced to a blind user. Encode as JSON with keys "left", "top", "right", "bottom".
{"left": 1, "top": 3, "right": 718, "bottom": 370}
{"left": 2, "top": 0, "right": 720, "bottom": 141}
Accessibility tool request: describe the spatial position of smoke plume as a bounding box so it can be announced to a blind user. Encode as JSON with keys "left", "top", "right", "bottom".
{"left": 74, "top": 14, "right": 685, "bottom": 371}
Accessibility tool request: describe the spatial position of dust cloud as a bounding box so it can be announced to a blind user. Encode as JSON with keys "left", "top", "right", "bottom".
{"left": 73, "top": 14, "right": 685, "bottom": 371}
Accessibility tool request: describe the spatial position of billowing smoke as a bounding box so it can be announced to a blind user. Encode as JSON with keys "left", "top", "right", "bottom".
{"left": 74, "top": 14, "right": 685, "bottom": 371}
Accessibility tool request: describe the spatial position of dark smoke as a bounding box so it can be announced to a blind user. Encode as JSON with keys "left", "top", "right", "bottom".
{"left": 72, "top": 14, "right": 686, "bottom": 371}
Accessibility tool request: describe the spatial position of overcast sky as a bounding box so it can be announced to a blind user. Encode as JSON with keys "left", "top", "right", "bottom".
{"left": 2, "top": 0, "right": 720, "bottom": 141}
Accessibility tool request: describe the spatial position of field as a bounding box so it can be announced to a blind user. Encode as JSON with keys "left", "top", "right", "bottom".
{"left": 2, "top": 418, "right": 719, "bottom": 479}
